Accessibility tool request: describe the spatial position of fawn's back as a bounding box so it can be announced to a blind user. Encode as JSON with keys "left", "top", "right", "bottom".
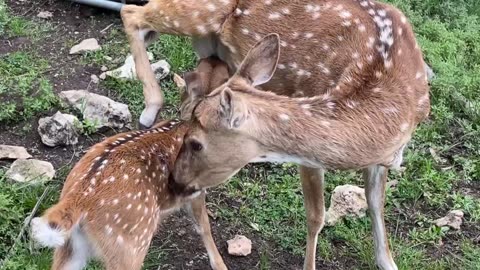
{"left": 31, "top": 119, "right": 189, "bottom": 269}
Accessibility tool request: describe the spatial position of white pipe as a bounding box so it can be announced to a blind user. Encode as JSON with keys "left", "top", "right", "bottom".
{"left": 71, "top": 0, "right": 124, "bottom": 12}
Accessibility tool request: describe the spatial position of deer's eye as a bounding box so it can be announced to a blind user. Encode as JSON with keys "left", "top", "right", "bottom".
{"left": 190, "top": 140, "right": 203, "bottom": 152}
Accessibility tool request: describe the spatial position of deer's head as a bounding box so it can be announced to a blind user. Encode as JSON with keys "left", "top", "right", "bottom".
{"left": 173, "top": 34, "right": 281, "bottom": 190}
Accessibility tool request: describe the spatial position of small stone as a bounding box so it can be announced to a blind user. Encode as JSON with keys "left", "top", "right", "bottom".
{"left": 70, "top": 38, "right": 101, "bottom": 55}
{"left": 37, "top": 11, "right": 53, "bottom": 19}
{"left": 325, "top": 185, "right": 368, "bottom": 226}
{"left": 91, "top": 74, "right": 99, "bottom": 84}
{"left": 106, "top": 53, "right": 170, "bottom": 81}
{"left": 38, "top": 112, "right": 82, "bottom": 147}
{"left": 99, "top": 72, "right": 107, "bottom": 80}
{"left": 6, "top": 159, "right": 55, "bottom": 183}
{"left": 177, "top": 229, "right": 186, "bottom": 236}
{"left": 425, "top": 63, "right": 435, "bottom": 82}
{"left": 227, "top": 235, "right": 252, "bottom": 257}
{"left": 0, "top": 145, "right": 32, "bottom": 160}
{"left": 59, "top": 90, "right": 131, "bottom": 130}
{"left": 101, "top": 66, "right": 108, "bottom": 72}
{"left": 434, "top": 210, "right": 464, "bottom": 230}
{"left": 151, "top": 60, "right": 171, "bottom": 81}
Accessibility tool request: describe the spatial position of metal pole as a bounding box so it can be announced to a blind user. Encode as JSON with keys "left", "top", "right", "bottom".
{"left": 71, "top": 0, "right": 124, "bottom": 12}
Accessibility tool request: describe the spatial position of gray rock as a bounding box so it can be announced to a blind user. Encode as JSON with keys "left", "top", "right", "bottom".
{"left": 70, "top": 38, "right": 101, "bottom": 55}
{"left": 325, "top": 185, "right": 368, "bottom": 226}
{"left": 227, "top": 235, "right": 252, "bottom": 257}
{"left": 37, "top": 11, "right": 53, "bottom": 19}
{"left": 106, "top": 53, "right": 170, "bottom": 81}
{"left": 6, "top": 159, "right": 55, "bottom": 183}
{"left": 151, "top": 60, "right": 171, "bottom": 81}
{"left": 425, "top": 63, "right": 435, "bottom": 81}
{"left": 0, "top": 145, "right": 32, "bottom": 160}
{"left": 434, "top": 210, "right": 464, "bottom": 230}
{"left": 38, "top": 111, "right": 82, "bottom": 147}
{"left": 90, "top": 74, "right": 100, "bottom": 84}
{"left": 59, "top": 90, "right": 131, "bottom": 130}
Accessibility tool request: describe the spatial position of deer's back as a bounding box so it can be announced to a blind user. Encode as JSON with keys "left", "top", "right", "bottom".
{"left": 219, "top": 0, "right": 429, "bottom": 124}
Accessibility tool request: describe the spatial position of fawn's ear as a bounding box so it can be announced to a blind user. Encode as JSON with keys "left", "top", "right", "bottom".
{"left": 183, "top": 72, "right": 206, "bottom": 100}
{"left": 235, "top": 33, "right": 280, "bottom": 87}
{"left": 218, "top": 87, "right": 248, "bottom": 129}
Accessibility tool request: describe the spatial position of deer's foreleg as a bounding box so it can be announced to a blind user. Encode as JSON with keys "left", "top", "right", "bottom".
{"left": 121, "top": 5, "right": 163, "bottom": 128}
{"left": 187, "top": 192, "right": 227, "bottom": 270}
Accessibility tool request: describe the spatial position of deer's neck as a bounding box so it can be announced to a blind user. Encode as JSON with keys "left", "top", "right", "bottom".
{"left": 240, "top": 91, "right": 337, "bottom": 168}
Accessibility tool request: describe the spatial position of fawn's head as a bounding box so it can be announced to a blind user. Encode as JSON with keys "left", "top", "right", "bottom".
{"left": 179, "top": 57, "right": 230, "bottom": 120}
{"left": 173, "top": 34, "right": 281, "bottom": 190}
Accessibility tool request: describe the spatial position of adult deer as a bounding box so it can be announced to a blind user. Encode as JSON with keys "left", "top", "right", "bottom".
{"left": 172, "top": 33, "right": 430, "bottom": 270}
{"left": 30, "top": 58, "right": 230, "bottom": 270}
{"left": 121, "top": 1, "right": 430, "bottom": 269}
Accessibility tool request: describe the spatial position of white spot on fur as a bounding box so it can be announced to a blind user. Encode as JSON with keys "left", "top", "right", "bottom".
{"left": 279, "top": 114, "right": 290, "bottom": 121}
{"left": 269, "top": 12, "right": 281, "bottom": 20}
{"left": 339, "top": 10, "right": 352, "bottom": 18}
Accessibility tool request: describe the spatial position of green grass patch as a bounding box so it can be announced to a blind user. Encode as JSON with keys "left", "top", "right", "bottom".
{"left": 0, "top": 0, "right": 51, "bottom": 39}
{"left": 0, "top": 51, "right": 58, "bottom": 123}
{"left": 99, "top": 35, "right": 197, "bottom": 122}
{"left": 0, "top": 168, "right": 64, "bottom": 269}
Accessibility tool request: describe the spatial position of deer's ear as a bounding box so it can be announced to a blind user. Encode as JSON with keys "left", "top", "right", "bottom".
{"left": 218, "top": 88, "right": 247, "bottom": 129}
{"left": 236, "top": 33, "right": 281, "bottom": 87}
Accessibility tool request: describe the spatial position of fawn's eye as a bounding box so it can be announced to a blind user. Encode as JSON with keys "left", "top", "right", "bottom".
{"left": 190, "top": 140, "right": 203, "bottom": 152}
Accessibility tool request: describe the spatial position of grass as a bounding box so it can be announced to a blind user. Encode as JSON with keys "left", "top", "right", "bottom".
{"left": 0, "top": 0, "right": 479, "bottom": 269}
{"left": 99, "top": 34, "right": 196, "bottom": 120}
{"left": 0, "top": 1, "right": 51, "bottom": 39}
{"left": 0, "top": 52, "right": 58, "bottom": 123}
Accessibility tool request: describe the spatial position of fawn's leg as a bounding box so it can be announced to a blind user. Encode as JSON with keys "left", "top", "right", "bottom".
{"left": 300, "top": 166, "right": 326, "bottom": 270}
{"left": 121, "top": 5, "right": 163, "bottom": 128}
{"left": 188, "top": 192, "right": 227, "bottom": 270}
{"left": 104, "top": 250, "right": 147, "bottom": 270}
{"left": 100, "top": 232, "right": 150, "bottom": 270}
{"left": 52, "top": 229, "right": 91, "bottom": 270}
{"left": 364, "top": 165, "right": 398, "bottom": 270}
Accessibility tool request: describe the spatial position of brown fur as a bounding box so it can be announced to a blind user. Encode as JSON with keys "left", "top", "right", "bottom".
{"left": 121, "top": 1, "right": 430, "bottom": 269}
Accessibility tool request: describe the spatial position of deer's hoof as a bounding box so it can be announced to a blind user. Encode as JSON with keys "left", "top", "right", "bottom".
{"left": 139, "top": 106, "right": 161, "bottom": 129}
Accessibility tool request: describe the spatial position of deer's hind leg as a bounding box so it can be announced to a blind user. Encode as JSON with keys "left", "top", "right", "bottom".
{"left": 364, "top": 165, "right": 398, "bottom": 270}
{"left": 91, "top": 229, "right": 150, "bottom": 270}
{"left": 121, "top": 5, "right": 163, "bottom": 129}
{"left": 52, "top": 227, "right": 92, "bottom": 270}
{"left": 300, "top": 166, "right": 326, "bottom": 270}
